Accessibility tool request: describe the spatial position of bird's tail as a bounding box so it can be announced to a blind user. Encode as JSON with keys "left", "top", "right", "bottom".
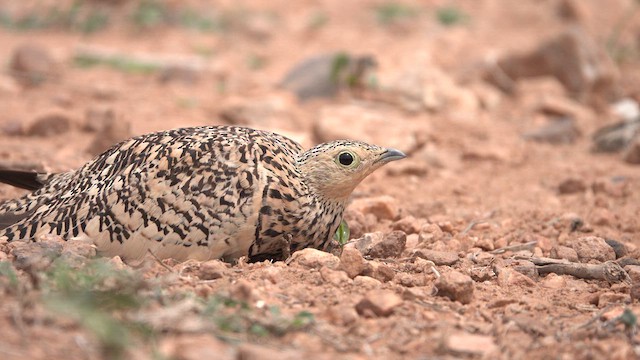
{"left": 0, "top": 169, "right": 50, "bottom": 191}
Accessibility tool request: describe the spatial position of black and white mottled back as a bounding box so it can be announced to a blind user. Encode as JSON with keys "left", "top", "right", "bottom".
{"left": 0, "top": 126, "right": 405, "bottom": 262}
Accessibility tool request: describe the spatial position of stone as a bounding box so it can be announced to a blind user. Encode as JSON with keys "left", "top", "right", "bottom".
{"left": 489, "top": 26, "right": 618, "bottom": 101}
{"left": 550, "top": 246, "right": 579, "bottom": 262}
{"left": 362, "top": 261, "right": 396, "bottom": 283}
{"left": 26, "top": 110, "right": 73, "bottom": 137}
{"left": 10, "top": 238, "right": 64, "bottom": 271}
{"left": 353, "top": 275, "right": 382, "bottom": 288}
{"left": 590, "top": 208, "right": 617, "bottom": 227}
{"left": 541, "top": 273, "right": 567, "bottom": 289}
{"left": 237, "top": 343, "right": 299, "bottom": 360}
{"left": 435, "top": 270, "right": 474, "bottom": 304}
{"left": 523, "top": 118, "right": 581, "bottom": 145}
{"left": 355, "top": 290, "right": 403, "bottom": 317}
{"left": 512, "top": 260, "right": 538, "bottom": 279}
{"left": 392, "top": 216, "right": 422, "bottom": 234}
{"left": 604, "top": 239, "right": 627, "bottom": 259}
{"left": 592, "top": 120, "right": 640, "bottom": 153}
{"left": 572, "top": 236, "right": 616, "bottom": 263}
{"left": 320, "top": 266, "right": 351, "bottom": 285}
{"left": 339, "top": 246, "right": 366, "bottom": 279}
{"left": 558, "top": 177, "right": 587, "bottom": 194}
{"left": 160, "top": 334, "right": 234, "bottom": 360}
{"left": 197, "top": 260, "right": 229, "bottom": 280}
{"left": 289, "top": 248, "right": 340, "bottom": 270}
{"left": 624, "top": 265, "right": 640, "bottom": 283}
{"left": 622, "top": 138, "right": 640, "bottom": 164}
{"left": 349, "top": 196, "right": 400, "bottom": 221}
{"left": 367, "top": 230, "right": 407, "bottom": 259}
{"left": 9, "top": 44, "right": 59, "bottom": 86}
{"left": 417, "top": 223, "right": 445, "bottom": 244}
{"left": 497, "top": 268, "right": 536, "bottom": 287}
{"left": 445, "top": 333, "right": 498, "bottom": 356}
{"left": 413, "top": 249, "right": 459, "bottom": 266}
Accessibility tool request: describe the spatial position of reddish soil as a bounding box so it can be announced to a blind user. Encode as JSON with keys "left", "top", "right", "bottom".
{"left": 1, "top": 1, "right": 640, "bottom": 359}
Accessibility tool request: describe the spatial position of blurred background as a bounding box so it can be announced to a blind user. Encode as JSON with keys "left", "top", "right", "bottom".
{"left": 2, "top": 1, "right": 640, "bottom": 359}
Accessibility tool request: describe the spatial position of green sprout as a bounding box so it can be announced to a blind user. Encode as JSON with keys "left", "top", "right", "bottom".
{"left": 333, "top": 219, "right": 350, "bottom": 248}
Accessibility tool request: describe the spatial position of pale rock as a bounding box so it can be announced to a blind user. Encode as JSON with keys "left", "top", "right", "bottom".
{"left": 413, "top": 249, "right": 459, "bottom": 266}
{"left": 541, "top": 273, "right": 567, "bottom": 289}
{"left": 435, "top": 270, "right": 474, "bottom": 304}
{"left": 353, "top": 275, "right": 382, "bottom": 288}
{"left": 445, "top": 333, "right": 498, "bottom": 356}
{"left": 339, "top": 246, "right": 366, "bottom": 279}
{"left": 320, "top": 266, "right": 351, "bottom": 286}
{"left": 355, "top": 290, "right": 403, "bottom": 317}
{"left": 572, "top": 236, "right": 616, "bottom": 262}
{"left": 550, "top": 246, "right": 579, "bottom": 262}
{"left": 289, "top": 248, "right": 340, "bottom": 269}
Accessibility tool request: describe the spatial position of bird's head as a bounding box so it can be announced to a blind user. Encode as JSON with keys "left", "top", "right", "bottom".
{"left": 297, "top": 140, "right": 406, "bottom": 202}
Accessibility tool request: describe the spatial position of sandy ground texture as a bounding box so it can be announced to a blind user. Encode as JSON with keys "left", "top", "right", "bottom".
{"left": 1, "top": 0, "right": 640, "bottom": 359}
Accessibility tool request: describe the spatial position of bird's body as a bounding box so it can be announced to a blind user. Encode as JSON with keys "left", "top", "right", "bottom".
{"left": 0, "top": 126, "right": 404, "bottom": 262}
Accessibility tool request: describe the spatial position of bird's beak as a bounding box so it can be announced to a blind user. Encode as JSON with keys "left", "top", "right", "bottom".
{"left": 377, "top": 148, "right": 406, "bottom": 163}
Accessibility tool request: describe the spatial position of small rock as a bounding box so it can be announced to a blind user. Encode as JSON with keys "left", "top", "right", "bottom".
{"left": 160, "top": 334, "right": 234, "bottom": 360}
{"left": 523, "top": 117, "right": 581, "bottom": 145}
{"left": 367, "top": 230, "right": 406, "bottom": 259}
{"left": 355, "top": 290, "right": 403, "bottom": 317}
{"left": 413, "top": 249, "right": 459, "bottom": 266}
{"left": 470, "top": 266, "right": 495, "bottom": 282}
{"left": 497, "top": 268, "right": 536, "bottom": 287}
{"left": 592, "top": 120, "right": 640, "bottom": 153}
{"left": 61, "top": 240, "right": 97, "bottom": 260}
{"left": 349, "top": 196, "right": 400, "bottom": 221}
{"left": 550, "top": 246, "right": 579, "bottom": 262}
{"left": 475, "top": 237, "right": 495, "bottom": 251}
{"left": 392, "top": 216, "right": 422, "bottom": 234}
{"left": 624, "top": 265, "right": 640, "bottom": 283}
{"left": 395, "top": 272, "right": 426, "bottom": 287}
{"left": 362, "top": 261, "right": 395, "bottom": 283}
{"left": 10, "top": 238, "right": 64, "bottom": 271}
{"left": 590, "top": 208, "right": 617, "bottom": 227}
{"left": 445, "top": 333, "right": 498, "bottom": 356}
{"left": 622, "top": 138, "right": 640, "bottom": 164}
{"left": 279, "top": 52, "right": 377, "bottom": 101}
{"left": 572, "top": 236, "right": 616, "bottom": 262}
{"left": 289, "top": 248, "right": 340, "bottom": 269}
{"left": 339, "top": 246, "right": 366, "bottom": 279}
{"left": 604, "top": 239, "right": 627, "bottom": 259}
{"left": 558, "top": 177, "right": 587, "bottom": 194}
{"left": 26, "top": 110, "right": 73, "bottom": 137}
{"left": 9, "top": 44, "right": 58, "bottom": 86}
{"left": 353, "top": 275, "right": 382, "bottom": 288}
{"left": 320, "top": 266, "right": 351, "bottom": 285}
{"left": 541, "top": 273, "right": 567, "bottom": 289}
{"left": 435, "top": 270, "right": 474, "bottom": 304}
{"left": 197, "top": 260, "right": 228, "bottom": 280}
{"left": 418, "top": 223, "right": 445, "bottom": 244}
{"left": 512, "top": 260, "right": 538, "bottom": 279}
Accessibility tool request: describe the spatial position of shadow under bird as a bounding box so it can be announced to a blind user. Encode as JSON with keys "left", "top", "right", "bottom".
{"left": 0, "top": 126, "right": 405, "bottom": 262}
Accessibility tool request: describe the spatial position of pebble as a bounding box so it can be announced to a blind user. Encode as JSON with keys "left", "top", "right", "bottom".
{"left": 362, "top": 261, "right": 396, "bottom": 283}
{"left": 413, "top": 249, "right": 459, "bottom": 266}
{"left": 325, "top": 305, "right": 359, "bottom": 326}
{"left": 572, "top": 236, "right": 616, "bottom": 262}
{"left": 355, "top": 290, "right": 403, "bottom": 317}
{"left": 353, "top": 275, "right": 382, "bottom": 288}
{"left": 320, "top": 266, "right": 351, "bottom": 285}
{"left": 10, "top": 44, "right": 58, "bottom": 86}
{"left": 339, "top": 246, "right": 366, "bottom": 279}
{"left": 604, "top": 239, "right": 627, "bottom": 259}
{"left": 597, "top": 292, "right": 630, "bottom": 308}
{"left": 392, "top": 216, "right": 422, "bottom": 234}
{"left": 497, "top": 268, "right": 536, "bottom": 287}
{"left": 26, "top": 110, "right": 74, "bottom": 137}
{"left": 289, "top": 248, "right": 340, "bottom": 270}
{"left": 558, "top": 177, "right": 587, "bottom": 194}
{"left": 435, "top": 270, "right": 474, "bottom": 304}
{"left": 540, "top": 273, "right": 567, "bottom": 289}
{"left": 367, "top": 230, "right": 406, "bottom": 259}
{"left": 444, "top": 333, "right": 498, "bottom": 356}
{"left": 550, "top": 246, "right": 579, "bottom": 262}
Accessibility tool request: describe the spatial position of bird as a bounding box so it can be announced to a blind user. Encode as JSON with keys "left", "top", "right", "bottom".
{"left": 0, "top": 125, "right": 405, "bottom": 263}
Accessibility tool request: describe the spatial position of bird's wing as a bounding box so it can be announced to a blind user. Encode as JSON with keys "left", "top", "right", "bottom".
{"left": 0, "top": 169, "right": 52, "bottom": 191}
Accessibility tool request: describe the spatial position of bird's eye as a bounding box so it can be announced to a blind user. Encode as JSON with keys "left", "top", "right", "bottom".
{"left": 338, "top": 151, "right": 355, "bottom": 166}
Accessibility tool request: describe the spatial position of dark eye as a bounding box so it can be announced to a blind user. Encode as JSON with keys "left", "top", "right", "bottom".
{"left": 338, "top": 152, "right": 354, "bottom": 166}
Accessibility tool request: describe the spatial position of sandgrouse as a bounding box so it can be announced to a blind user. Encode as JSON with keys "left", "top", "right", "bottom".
{"left": 0, "top": 126, "right": 405, "bottom": 262}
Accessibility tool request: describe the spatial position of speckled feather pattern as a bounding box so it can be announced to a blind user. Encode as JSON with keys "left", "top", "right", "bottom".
{"left": 0, "top": 126, "right": 398, "bottom": 262}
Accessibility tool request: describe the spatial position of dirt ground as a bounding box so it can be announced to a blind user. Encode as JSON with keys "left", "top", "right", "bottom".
{"left": 1, "top": 0, "right": 640, "bottom": 359}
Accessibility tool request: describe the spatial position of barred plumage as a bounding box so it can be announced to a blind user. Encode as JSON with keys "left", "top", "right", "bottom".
{"left": 0, "top": 125, "right": 405, "bottom": 262}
